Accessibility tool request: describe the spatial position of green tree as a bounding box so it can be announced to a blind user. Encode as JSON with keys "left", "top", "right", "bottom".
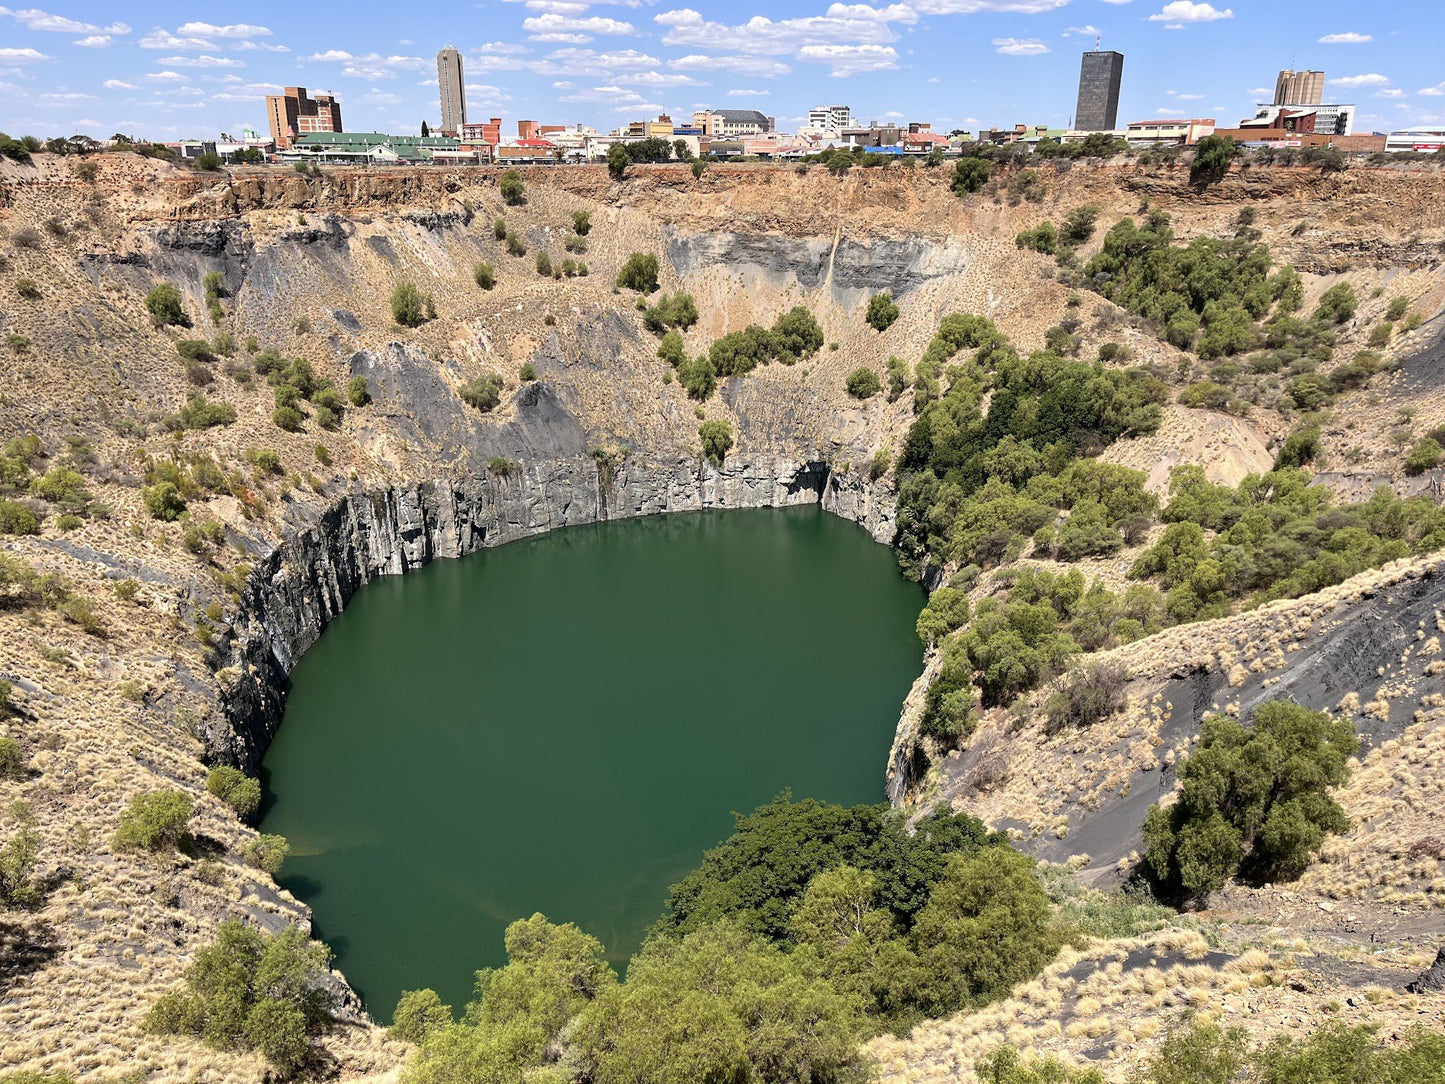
{"left": 846, "top": 367, "right": 882, "bottom": 399}
{"left": 951, "top": 157, "right": 991, "bottom": 195}
{"left": 206, "top": 765, "right": 261, "bottom": 821}
{"left": 571, "top": 209, "right": 591, "bottom": 235}
{"left": 615, "top": 252, "right": 660, "bottom": 293}
{"left": 390, "top": 989, "right": 453, "bottom": 1044}
{"left": 196, "top": 152, "right": 222, "bottom": 171}
{"left": 1190, "top": 135, "right": 1238, "bottom": 183}
{"left": 473, "top": 261, "right": 495, "bottom": 289}
{"left": 1142, "top": 700, "right": 1356, "bottom": 903}
{"left": 570, "top": 924, "right": 866, "bottom": 1084}
{"left": 606, "top": 142, "right": 629, "bottom": 179}
{"left": 866, "top": 291, "right": 900, "bottom": 331}
{"left": 499, "top": 169, "right": 525, "bottom": 205}
{"left": 699, "top": 419, "right": 733, "bottom": 466}
{"left": 144, "top": 283, "right": 188, "bottom": 327}
{"left": 113, "top": 789, "right": 194, "bottom": 852}
{"left": 908, "top": 847, "right": 1062, "bottom": 1015}
{"left": 347, "top": 375, "right": 371, "bottom": 406}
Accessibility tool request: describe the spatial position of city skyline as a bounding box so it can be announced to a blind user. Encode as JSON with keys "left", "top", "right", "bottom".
{"left": 1, "top": 1, "right": 1443, "bottom": 140}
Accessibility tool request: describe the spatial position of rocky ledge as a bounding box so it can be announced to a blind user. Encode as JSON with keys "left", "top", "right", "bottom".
{"left": 210, "top": 453, "right": 896, "bottom": 771}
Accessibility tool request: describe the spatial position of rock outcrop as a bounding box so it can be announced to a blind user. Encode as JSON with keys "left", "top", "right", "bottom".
{"left": 213, "top": 453, "right": 895, "bottom": 770}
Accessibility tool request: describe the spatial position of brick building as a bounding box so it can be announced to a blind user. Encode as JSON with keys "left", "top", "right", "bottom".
{"left": 265, "top": 87, "right": 342, "bottom": 150}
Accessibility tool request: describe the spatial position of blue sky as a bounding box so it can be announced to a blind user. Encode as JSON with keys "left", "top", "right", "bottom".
{"left": 1, "top": 1, "right": 1442, "bottom": 140}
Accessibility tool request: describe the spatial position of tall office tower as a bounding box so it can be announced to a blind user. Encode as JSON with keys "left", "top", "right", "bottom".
{"left": 1273, "top": 69, "right": 1325, "bottom": 105}
{"left": 437, "top": 47, "right": 466, "bottom": 135}
{"left": 1075, "top": 50, "right": 1125, "bottom": 131}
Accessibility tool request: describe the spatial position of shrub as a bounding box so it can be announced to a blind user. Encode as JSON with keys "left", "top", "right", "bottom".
{"left": 473, "top": 261, "right": 495, "bottom": 289}
{"left": 391, "top": 282, "right": 430, "bottom": 327}
{"left": 113, "top": 790, "right": 194, "bottom": 852}
{"left": 1142, "top": 700, "right": 1355, "bottom": 904}
{"left": 347, "top": 375, "right": 370, "bottom": 406}
{"left": 244, "top": 834, "right": 291, "bottom": 875}
{"left": 504, "top": 231, "right": 526, "bottom": 257}
{"left": 1060, "top": 205, "right": 1100, "bottom": 246}
{"left": 845, "top": 367, "right": 882, "bottom": 399}
{"left": 1387, "top": 296, "right": 1410, "bottom": 322}
{"left": 390, "top": 989, "right": 452, "bottom": 1044}
{"left": 180, "top": 394, "right": 236, "bottom": 429}
{"left": 976, "top": 1047, "right": 1104, "bottom": 1084}
{"left": 571, "top": 210, "right": 591, "bottom": 236}
{"left": 0, "top": 735, "right": 24, "bottom": 778}
{"left": 519, "top": 362, "right": 537, "bottom": 381}
{"left": 676, "top": 354, "right": 716, "bottom": 400}
{"left": 1043, "top": 664, "right": 1128, "bottom": 735}
{"left": 1274, "top": 425, "right": 1321, "bottom": 469}
{"left": 144, "top": 283, "right": 188, "bottom": 326}
{"left": 144, "top": 921, "right": 333, "bottom": 1074}
{"left": 499, "top": 169, "right": 525, "bottom": 205}
{"left": 142, "top": 481, "right": 186, "bottom": 521}
{"left": 699, "top": 419, "right": 733, "bottom": 466}
{"left": 535, "top": 251, "right": 553, "bottom": 277}
{"left": 492, "top": 217, "right": 507, "bottom": 240}
{"left": 1016, "top": 221, "right": 1058, "bottom": 255}
{"left": 616, "top": 252, "right": 660, "bottom": 293}
{"left": 195, "top": 152, "right": 222, "bottom": 171}
{"left": 951, "top": 156, "right": 991, "bottom": 195}
{"left": 459, "top": 372, "right": 504, "bottom": 412}
{"left": 206, "top": 766, "right": 261, "bottom": 821}
{"left": 0, "top": 501, "right": 39, "bottom": 535}
{"left": 1314, "top": 281, "right": 1358, "bottom": 324}
{"left": 866, "top": 292, "right": 900, "bottom": 332}
{"left": 1405, "top": 437, "right": 1443, "bottom": 476}
{"left": 641, "top": 291, "right": 697, "bottom": 333}
{"left": 14, "top": 278, "right": 41, "bottom": 300}
{"left": 272, "top": 405, "right": 305, "bottom": 432}
{"left": 0, "top": 802, "right": 39, "bottom": 907}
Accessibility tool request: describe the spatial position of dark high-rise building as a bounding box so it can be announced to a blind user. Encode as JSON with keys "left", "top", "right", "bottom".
{"left": 1075, "top": 50, "right": 1124, "bottom": 132}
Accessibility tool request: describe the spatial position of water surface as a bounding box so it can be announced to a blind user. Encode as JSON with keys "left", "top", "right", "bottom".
{"left": 260, "top": 505, "right": 923, "bottom": 1017}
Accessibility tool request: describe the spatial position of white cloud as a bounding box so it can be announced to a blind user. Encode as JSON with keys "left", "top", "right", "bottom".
{"left": 159, "top": 54, "right": 244, "bottom": 68}
{"left": 1319, "top": 31, "right": 1371, "bottom": 44}
{"left": 1148, "top": 2, "right": 1233, "bottom": 25}
{"left": 175, "top": 22, "right": 273, "bottom": 39}
{"left": 1155, "top": 107, "right": 1186, "bottom": 116}
{"left": 38, "top": 91, "right": 94, "bottom": 103}
{"left": 613, "top": 70, "right": 703, "bottom": 86}
{"left": 306, "top": 49, "right": 356, "bottom": 62}
{"left": 654, "top": 6, "right": 910, "bottom": 55}
{"left": 145, "top": 70, "right": 188, "bottom": 82}
{"left": 102, "top": 78, "right": 137, "bottom": 89}
{"left": 1167, "top": 89, "right": 1204, "bottom": 100}
{"left": 993, "top": 37, "right": 1049, "bottom": 55}
{"left": 522, "top": 13, "right": 636, "bottom": 37}
{"left": 1420, "top": 85, "right": 1445, "bottom": 97}
{"left": 1377, "top": 88, "right": 1404, "bottom": 98}
{"left": 1063, "top": 24, "right": 1100, "bottom": 37}
{"left": 669, "top": 53, "right": 791, "bottom": 77}
{"left": 727, "top": 88, "right": 769, "bottom": 96}
{"left": 796, "top": 43, "right": 899, "bottom": 76}
{"left": 480, "top": 41, "right": 531, "bottom": 55}
{"left": 139, "top": 28, "right": 216, "bottom": 50}
{"left": 0, "top": 7, "right": 129, "bottom": 35}
{"left": 73, "top": 34, "right": 111, "bottom": 47}
{"left": 0, "top": 46, "right": 49, "bottom": 61}
{"left": 529, "top": 47, "right": 660, "bottom": 76}
{"left": 910, "top": 0, "right": 1067, "bottom": 11}
{"left": 1330, "top": 72, "right": 1390, "bottom": 87}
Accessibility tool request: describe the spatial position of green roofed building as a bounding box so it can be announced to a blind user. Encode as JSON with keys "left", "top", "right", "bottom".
{"left": 282, "top": 131, "right": 463, "bottom": 164}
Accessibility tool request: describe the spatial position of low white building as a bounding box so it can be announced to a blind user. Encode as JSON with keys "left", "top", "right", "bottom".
{"left": 1384, "top": 126, "right": 1445, "bottom": 153}
{"left": 1241, "top": 102, "right": 1357, "bottom": 137}
{"left": 807, "top": 104, "right": 852, "bottom": 132}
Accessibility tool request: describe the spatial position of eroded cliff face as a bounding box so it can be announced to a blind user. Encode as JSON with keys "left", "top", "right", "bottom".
{"left": 213, "top": 454, "right": 895, "bottom": 771}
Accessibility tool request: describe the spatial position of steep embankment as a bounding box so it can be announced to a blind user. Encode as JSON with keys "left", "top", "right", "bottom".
{"left": 2, "top": 155, "right": 1445, "bottom": 1081}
